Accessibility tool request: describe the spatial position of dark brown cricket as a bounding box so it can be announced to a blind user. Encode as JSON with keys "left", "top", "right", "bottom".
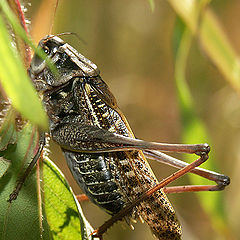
{"left": 28, "top": 35, "right": 182, "bottom": 239}
{"left": 25, "top": 35, "right": 229, "bottom": 240}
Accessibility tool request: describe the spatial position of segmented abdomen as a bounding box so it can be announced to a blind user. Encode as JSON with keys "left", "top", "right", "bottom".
{"left": 64, "top": 151, "right": 126, "bottom": 214}
{"left": 64, "top": 148, "right": 181, "bottom": 239}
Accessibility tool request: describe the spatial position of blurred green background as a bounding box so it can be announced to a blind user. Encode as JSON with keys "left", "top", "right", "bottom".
{"left": 26, "top": 1, "right": 239, "bottom": 239}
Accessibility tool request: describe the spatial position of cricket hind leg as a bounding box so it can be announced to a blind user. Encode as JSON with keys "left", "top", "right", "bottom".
{"left": 92, "top": 150, "right": 210, "bottom": 239}
{"left": 163, "top": 184, "right": 226, "bottom": 194}
{"left": 52, "top": 122, "right": 211, "bottom": 155}
{"left": 144, "top": 150, "right": 230, "bottom": 191}
{"left": 8, "top": 132, "right": 46, "bottom": 202}
{"left": 88, "top": 146, "right": 230, "bottom": 239}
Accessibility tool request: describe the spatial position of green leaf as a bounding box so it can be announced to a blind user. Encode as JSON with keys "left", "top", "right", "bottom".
{"left": 0, "top": 122, "right": 93, "bottom": 240}
{"left": 0, "top": 0, "right": 58, "bottom": 78}
{"left": 0, "top": 125, "right": 93, "bottom": 239}
{"left": 0, "top": 1, "right": 61, "bottom": 130}
{"left": 0, "top": 157, "right": 11, "bottom": 179}
{"left": 0, "top": 124, "right": 51, "bottom": 240}
{"left": 0, "top": 107, "right": 17, "bottom": 151}
{"left": 0, "top": 106, "right": 16, "bottom": 179}
{"left": 168, "top": 0, "right": 240, "bottom": 92}
{"left": 0, "top": 14, "right": 48, "bottom": 131}
{"left": 42, "top": 158, "right": 93, "bottom": 240}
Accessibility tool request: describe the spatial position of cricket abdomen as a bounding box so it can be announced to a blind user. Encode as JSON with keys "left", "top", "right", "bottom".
{"left": 63, "top": 151, "right": 127, "bottom": 214}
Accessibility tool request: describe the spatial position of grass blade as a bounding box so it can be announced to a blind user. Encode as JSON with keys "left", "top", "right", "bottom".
{"left": 0, "top": 14, "right": 48, "bottom": 130}
{"left": 169, "top": 0, "right": 240, "bottom": 92}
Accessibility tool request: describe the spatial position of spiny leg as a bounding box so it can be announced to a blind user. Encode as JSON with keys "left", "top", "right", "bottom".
{"left": 164, "top": 184, "right": 226, "bottom": 194}
{"left": 8, "top": 132, "right": 46, "bottom": 202}
{"left": 52, "top": 123, "right": 211, "bottom": 155}
{"left": 144, "top": 150, "right": 230, "bottom": 189}
{"left": 103, "top": 132, "right": 211, "bottom": 154}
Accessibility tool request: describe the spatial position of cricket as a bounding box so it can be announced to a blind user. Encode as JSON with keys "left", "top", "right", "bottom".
{"left": 8, "top": 34, "right": 230, "bottom": 240}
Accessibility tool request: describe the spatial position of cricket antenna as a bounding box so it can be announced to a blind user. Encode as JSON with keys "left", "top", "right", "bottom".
{"left": 49, "top": 0, "right": 60, "bottom": 34}
{"left": 45, "top": 32, "right": 87, "bottom": 45}
{"left": 56, "top": 32, "right": 87, "bottom": 45}
{"left": 46, "top": 0, "right": 87, "bottom": 45}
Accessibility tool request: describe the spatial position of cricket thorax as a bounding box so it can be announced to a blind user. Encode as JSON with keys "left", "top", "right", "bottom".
{"left": 29, "top": 35, "right": 100, "bottom": 92}
{"left": 28, "top": 35, "right": 182, "bottom": 240}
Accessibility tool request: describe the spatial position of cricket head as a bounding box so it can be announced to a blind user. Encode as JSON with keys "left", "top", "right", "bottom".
{"left": 28, "top": 35, "right": 100, "bottom": 92}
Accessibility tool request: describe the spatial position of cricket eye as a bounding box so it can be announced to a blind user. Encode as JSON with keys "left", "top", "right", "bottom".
{"left": 43, "top": 46, "right": 50, "bottom": 55}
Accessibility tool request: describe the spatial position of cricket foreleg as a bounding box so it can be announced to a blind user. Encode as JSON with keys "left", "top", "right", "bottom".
{"left": 8, "top": 132, "right": 46, "bottom": 202}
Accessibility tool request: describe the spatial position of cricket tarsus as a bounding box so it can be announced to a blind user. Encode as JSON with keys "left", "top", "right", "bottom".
{"left": 8, "top": 132, "right": 45, "bottom": 202}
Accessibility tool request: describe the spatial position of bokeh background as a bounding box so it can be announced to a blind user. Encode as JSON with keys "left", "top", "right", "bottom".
{"left": 27, "top": 1, "right": 240, "bottom": 239}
